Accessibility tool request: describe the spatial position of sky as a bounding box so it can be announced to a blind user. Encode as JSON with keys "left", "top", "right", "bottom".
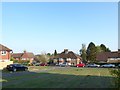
{"left": 1, "top": 2, "right": 118, "bottom": 54}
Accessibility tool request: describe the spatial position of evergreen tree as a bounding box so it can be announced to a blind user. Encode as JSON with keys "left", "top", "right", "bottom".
{"left": 106, "top": 48, "right": 111, "bottom": 52}
{"left": 100, "top": 44, "right": 111, "bottom": 52}
{"left": 54, "top": 50, "right": 57, "bottom": 56}
{"left": 47, "top": 53, "right": 51, "bottom": 56}
{"left": 100, "top": 44, "right": 107, "bottom": 52}
{"left": 95, "top": 45, "right": 103, "bottom": 53}
{"left": 86, "top": 42, "right": 96, "bottom": 62}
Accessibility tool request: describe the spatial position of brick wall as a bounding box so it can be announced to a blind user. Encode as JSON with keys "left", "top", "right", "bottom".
{"left": 0, "top": 51, "right": 11, "bottom": 61}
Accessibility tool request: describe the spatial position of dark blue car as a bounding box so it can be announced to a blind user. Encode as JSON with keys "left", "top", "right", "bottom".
{"left": 6, "top": 64, "right": 28, "bottom": 72}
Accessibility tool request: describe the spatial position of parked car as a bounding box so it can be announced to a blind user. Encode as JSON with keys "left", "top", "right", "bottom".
{"left": 86, "top": 64, "right": 100, "bottom": 67}
{"left": 118, "top": 64, "right": 120, "bottom": 68}
{"left": 34, "top": 63, "right": 41, "bottom": 66}
{"left": 6, "top": 64, "right": 28, "bottom": 72}
{"left": 59, "top": 63, "right": 68, "bottom": 67}
{"left": 76, "top": 63, "right": 85, "bottom": 67}
{"left": 100, "top": 64, "right": 115, "bottom": 68}
{"left": 40, "top": 63, "right": 47, "bottom": 66}
{"left": 55, "top": 63, "right": 59, "bottom": 66}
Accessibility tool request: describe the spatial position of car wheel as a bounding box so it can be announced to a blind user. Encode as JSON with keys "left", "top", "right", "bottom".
{"left": 25, "top": 68, "right": 28, "bottom": 71}
{"left": 13, "top": 68, "right": 17, "bottom": 72}
{"left": 77, "top": 66, "right": 78, "bottom": 67}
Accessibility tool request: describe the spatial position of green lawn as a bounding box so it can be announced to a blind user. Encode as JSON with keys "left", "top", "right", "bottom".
{"left": 1, "top": 66, "right": 116, "bottom": 88}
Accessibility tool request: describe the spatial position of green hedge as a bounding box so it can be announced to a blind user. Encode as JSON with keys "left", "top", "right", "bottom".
{"left": 10, "top": 58, "right": 30, "bottom": 66}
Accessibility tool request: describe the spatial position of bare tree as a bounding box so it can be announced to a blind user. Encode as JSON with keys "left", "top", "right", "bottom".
{"left": 36, "top": 52, "right": 50, "bottom": 64}
{"left": 80, "top": 44, "right": 87, "bottom": 62}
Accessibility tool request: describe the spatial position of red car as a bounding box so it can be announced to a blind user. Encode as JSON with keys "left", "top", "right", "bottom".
{"left": 76, "top": 63, "right": 85, "bottom": 67}
{"left": 40, "top": 63, "right": 47, "bottom": 66}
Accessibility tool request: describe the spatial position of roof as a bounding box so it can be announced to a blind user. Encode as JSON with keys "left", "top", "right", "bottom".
{"left": 22, "top": 52, "right": 34, "bottom": 58}
{"left": 108, "top": 51, "right": 119, "bottom": 58}
{"left": 54, "top": 50, "right": 81, "bottom": 59}
{"left": 96, "top": 51, "right": 119, "bottom": 61}
{"left": 12, "top": 52, "right": 34, "bottom": 58}
{"left": 0, "top": 44, "right": 12, "bottom": 51}
{"left": 12, "top": 53, "right": 23, "bottom": 58}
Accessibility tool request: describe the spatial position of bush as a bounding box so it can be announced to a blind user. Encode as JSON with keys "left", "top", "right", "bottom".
{"left": 110, "top": 68, "right": 120, "bottom": 89}
{"left": 11, "top": 59, "right": 30, "bottom": 66}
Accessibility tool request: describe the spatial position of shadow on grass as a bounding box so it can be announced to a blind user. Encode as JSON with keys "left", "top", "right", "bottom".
{"left": 1, "top": 69, "right": 118, "bottom": 90}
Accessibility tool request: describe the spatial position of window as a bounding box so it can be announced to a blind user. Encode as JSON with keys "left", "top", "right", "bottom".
{"left": 22, "top": 58, "right": 26, "bottom": 60}
{"left": 67, "top": 58, "right": 71, "bottom": 61}
{"left": 1, "top": 51, "right": 7, "bottom": 55}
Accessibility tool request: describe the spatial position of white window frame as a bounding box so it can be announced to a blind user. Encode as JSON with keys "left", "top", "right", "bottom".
{"left": 22, "top": 58, "right": 26, "bottom": 60}
{"left": 59, "top": 58, "right": 63, "bottom": 61}
{"left": 1, "top": 51, "right": 7, "bottom": 55}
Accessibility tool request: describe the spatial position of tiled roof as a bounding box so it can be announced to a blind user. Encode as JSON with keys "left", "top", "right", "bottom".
{"left": 12, "top": 52, "right": 34, "bottom": 58}
{"left": 108, "top": 51, "right": 119, "bottom": 58}
{"left": 0, "top": 44, "right": 12, "bottom": 51}
{"left": 12, "top": 53, "right": 23, "bottom": 58}
{"left": 54, "top": 50, "right": 81, "bottom": 59}
{"left": 96, "top": 51, "right": 119, "bottom": 61}
{"left": 22, "top": 53, "right": 34, "bottom": 58}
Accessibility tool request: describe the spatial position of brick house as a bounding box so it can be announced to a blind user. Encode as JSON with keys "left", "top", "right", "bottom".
{"left": 12, "top": 51, "right": 35, "bottom": 63}
{"left": 53, "top": 49, "right": 82, "bottom": 66}
{"left": 0, "top": 44, "right": 12, "bottom": 62}
{"left": 96, "top": 50, "right": 120, "bottom": 63}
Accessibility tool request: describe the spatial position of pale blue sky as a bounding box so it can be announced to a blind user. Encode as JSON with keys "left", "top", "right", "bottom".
{"left": 2, "top": 2, "right": 118, "bottom": 54}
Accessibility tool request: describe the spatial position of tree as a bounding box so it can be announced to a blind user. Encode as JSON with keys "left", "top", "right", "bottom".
{"left": 110, "top": 69, "right": 120, "bottom": 89}
{"left": 54, "top": 50, "right": 57, "bottom": 56}
{"left": 36, "top": 53, "right": 49, "bottom": 64}
{"left": 86, "top": 42, "right": 96, "bottom": 62}
{"left": 10, "top": 57, "right": 19, "bottom": 63}
{"left": 80, "top": 44, "right": 87, "bottom": 62}
{"left": 95, "top": 45, "right": 103, "bottom": 53}
{"left": 47, "top": 53, "right": 51, "bottom": 56}
{"left": 106, "top": 48, "right": 111, "bottom": 52}
{"left": 10, "top": 57, "right": 15, "bottom": 61}
{"left": 100, "top": 44, "right": 111, "bottom": 52}
{"left": 100, "top": 44, "right": 107, "bottom": 52}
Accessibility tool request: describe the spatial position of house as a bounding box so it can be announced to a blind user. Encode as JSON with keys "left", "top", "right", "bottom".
{"left": 96, "top": 50, "right": 120, "bottom": 63}
{"left": 12, "top": 51, "right": 35, "bottom": 63}
{"left": 53, "top": 49, "right": 82, "bottom": 66}
{"left": 0, "top": 44, "right": 13, "bottom": 69}
{"left": 0, "top": 44, "right": 12, "bottom": 62}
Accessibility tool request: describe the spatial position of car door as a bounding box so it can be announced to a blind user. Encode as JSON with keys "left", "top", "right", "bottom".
{"left": 16, "top": 64, "right": 23, "bottom": 71}
{"left": 19, "top": 64, "right": 25, "bottom": 70}
{"left": 15, "top": 64, "right": 20, "bottom": 71}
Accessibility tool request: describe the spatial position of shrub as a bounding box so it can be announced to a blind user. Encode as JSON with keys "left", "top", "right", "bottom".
{"left": 110, "top": 68, "right": 120, "bottom": 89}
{"left": 11, "top": 59, "right": 30, "bottom": 66}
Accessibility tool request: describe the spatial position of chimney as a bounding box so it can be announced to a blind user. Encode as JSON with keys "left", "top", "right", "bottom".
{"left": 24, "top": 50, "right": 26, "bottom": 53}
{"left": 64, "top": 49, "right": 68, "bottom": 54}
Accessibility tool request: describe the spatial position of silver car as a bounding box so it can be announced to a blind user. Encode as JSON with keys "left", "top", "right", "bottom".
{"left": 118, "top": 64, "right": 120, "bottom": 68}
{"left": 86, "top": 64, "right": 100, "bottom": 67}
{"left": 59, "top": 63, "right": 68, "bottom": 67}
{"left": 101, "top": 64, "right": 115, "bottom": 68}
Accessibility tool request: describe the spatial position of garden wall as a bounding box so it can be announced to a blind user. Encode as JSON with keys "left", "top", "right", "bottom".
{"left": 0, "top": 61, "right": 13, "bottom": 69}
